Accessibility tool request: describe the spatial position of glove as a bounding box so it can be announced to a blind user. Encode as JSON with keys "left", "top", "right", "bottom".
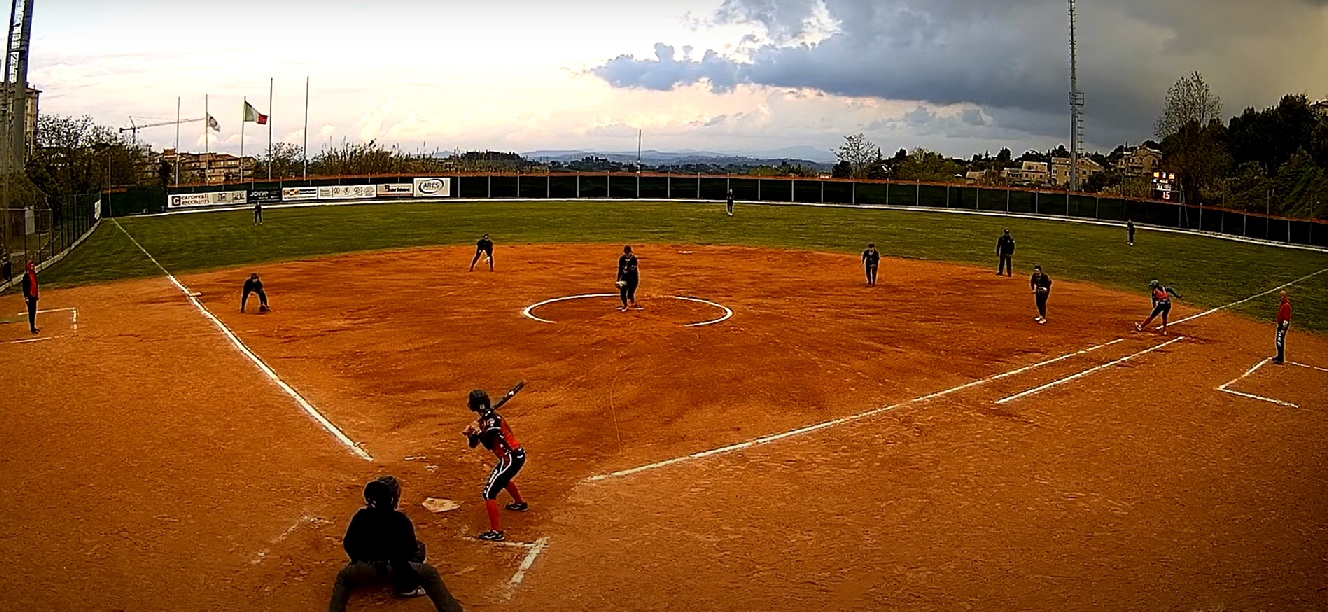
{"left": 615, "top": 280, "right": 626, "bottom": 289}
{"left": 413, "top": 539, "right": 426, "bottom": 563}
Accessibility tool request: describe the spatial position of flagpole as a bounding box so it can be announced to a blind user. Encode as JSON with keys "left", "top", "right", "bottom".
{"left": 204, "top": 94, "right": 209, "bottom": 184}
{"left": 268, "top": 77, "right": 274, "bottom": 180}
{"left": 303, "top": 76, "right": 309, "bottom": 180}
{"left": 174, "top": 96, "right": 181, "bottom": 187}
{"left": 240, "top": 96, "right": 246, "bottom": 183}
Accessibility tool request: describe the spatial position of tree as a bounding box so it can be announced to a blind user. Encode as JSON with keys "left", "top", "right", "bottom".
{"left": 895, "top": 148, "right": 964, "bottom": 182}
{"left": 1155, "top": 71, "right": 1223, "bottom": 139}
{"left": 26, "top": 114, "right": 147, "bottom": 202}
{"left": 1160, "top": 119, "right": 1231, "bottom": 203}
{"left": 995, "top": 148, "right": 1013, "bottom": 166}
{"left": 835, "top": 133, "right": 881, "bottom": 179}
{"left": 254, "top": 142, "right": 306, "bottom": 179}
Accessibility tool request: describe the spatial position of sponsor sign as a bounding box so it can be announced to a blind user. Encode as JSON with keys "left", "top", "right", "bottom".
{"left": 377, "top": 183, "right": 414, "bottom": 197}
{"left": 317, "top": 184, "right": 377, "bottom": 200}
{"left": 412, "top": 177, "right": 451, "bottom": 198}
{"left": 248, "top": 189, "right": 283, "bottom": 204}
{"left": 282, "top": 187, "right": 319, "bottom": 202}
{"left": 167, "top": 190, "right": 248, "bottom": 208}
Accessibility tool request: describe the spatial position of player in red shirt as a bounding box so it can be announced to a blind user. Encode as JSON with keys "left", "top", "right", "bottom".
{"left": 1273, "top": 291, "right": 1291, "bottom": 364}
{"left": 463, "top": 389, "right": 528, "bottom": 542}
{"left": 1134, "top": 279, "right": 1181, "bottom": 335}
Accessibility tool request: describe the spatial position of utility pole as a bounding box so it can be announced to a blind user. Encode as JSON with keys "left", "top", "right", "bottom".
{"left": 1068, "top": 0, "right": 1084, "bottom": 192}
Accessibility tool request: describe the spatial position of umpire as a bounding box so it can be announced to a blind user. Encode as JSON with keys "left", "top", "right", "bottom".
{"left": 996, "top": 229, "right": 1015, "bottom": 276}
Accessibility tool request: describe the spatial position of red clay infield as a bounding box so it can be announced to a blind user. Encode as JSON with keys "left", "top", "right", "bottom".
{"left": 1, "top": 243, "right": 1325, "bottom": 611}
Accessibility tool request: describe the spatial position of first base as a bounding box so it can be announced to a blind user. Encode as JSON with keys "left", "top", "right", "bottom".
{"left": 423, "top": 498, "right": 460, "bottom": 513}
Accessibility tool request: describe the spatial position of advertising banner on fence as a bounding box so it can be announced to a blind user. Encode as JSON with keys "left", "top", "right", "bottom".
{"left": 248, "top": 189, "right": 283, "bottom": 204}
{"left": 168, "top": 190, "right": 248, "bottom": 208}
{"left": 317, "top": 185, "right": 377, "bottom": 200}
{"left": 282, "top": 187, "right": 319, "bottom": 202}
{"left": 377, "top": 183, "right": 414, "bottom": 197}
{"left": 412, "top": 178, "right": 451, "bottom": 197}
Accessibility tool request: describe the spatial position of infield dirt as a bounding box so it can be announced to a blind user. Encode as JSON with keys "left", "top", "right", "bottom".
{"left": 2, "top": 244, "right": 1325, "bottom": 610}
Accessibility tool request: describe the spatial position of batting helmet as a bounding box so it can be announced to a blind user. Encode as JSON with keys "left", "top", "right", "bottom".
{"left": 364, "top": 475, "right": 401, "bottom": 510}
{"left": 468, "top": 389, "right": 491, "bottom": 412}
{"left": 1149, "top": 279, "right": 1160, "bottom": 288}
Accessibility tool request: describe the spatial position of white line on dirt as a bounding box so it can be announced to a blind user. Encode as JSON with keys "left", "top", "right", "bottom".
{"left": 1215, "top": 357, "right": 1303, "bottom": 409}
{"left": 250, "top": 515, "right": 327, "bottom": 564}
{"left": 1219, "top": 357, "right": 1272, "bottom": 390}
{"left": 1218, "top": 387, "right": 1299, "bottom": 409}
{"left": 13, "top": 307, "right": 77, "bottom": 332}
{"left": 522, "top": 293, "right": 733, "bottom": 327}
{"left": 585, "top": 337, "right": 1126, "bottom": 483}
{"left": 507, "top": 537, "right": 550, "bottom": 592}
{"left": 7, "top": 335, "right": 57, "bottom": 344}
{"left": 996, "top": 336, "right": 1186, "bottom": 405}
{"left": 111, "top": 219, "right": 373, "bottom": 461}
{"left": 1289, "top": 361, "right": 1328, "bottom": 373}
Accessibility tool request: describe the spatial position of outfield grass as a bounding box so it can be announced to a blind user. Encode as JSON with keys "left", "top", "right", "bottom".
{"left": 35, "top": 200, "right": 1328, "bottom": 333}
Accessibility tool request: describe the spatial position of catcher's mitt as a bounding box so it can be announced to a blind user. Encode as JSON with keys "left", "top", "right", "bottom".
{"left": 614, "top": 280, "right": 626, "bottom": 289}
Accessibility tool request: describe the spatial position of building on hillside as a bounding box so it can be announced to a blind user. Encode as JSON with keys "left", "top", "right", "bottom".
{"left": 151, "top": 149, "right": 256, "bottom": 184}
{"left": 0, "top": 83, "right": 41, "bottom": 159}
{"left": 1116, "top": 145, "right": 1162, "bottom": 178}
{"left": 1001, "top": 161, "right": 1050, "bottom": 186}
{"left": 1050, "top": 156, "right": 1103, "bottom": 187}
{"left": 1311, "top": 99, "right": 1328, "bottom": 118}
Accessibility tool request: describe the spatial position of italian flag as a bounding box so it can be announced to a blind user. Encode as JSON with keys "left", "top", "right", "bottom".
{"left": 243, "top": 101, "right": 268, "bottom": 125}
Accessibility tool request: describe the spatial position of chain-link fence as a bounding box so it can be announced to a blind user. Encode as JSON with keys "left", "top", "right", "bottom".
{"left": 1, "top": 193, "right": 101, "bottom": 290}
{"left": 158, "top": 173, "right": 1328, "bottom": 249}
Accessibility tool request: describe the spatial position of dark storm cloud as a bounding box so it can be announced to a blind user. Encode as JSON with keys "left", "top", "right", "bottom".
{"left": 594, "top": 0, "right": 1328, "bottom": 147}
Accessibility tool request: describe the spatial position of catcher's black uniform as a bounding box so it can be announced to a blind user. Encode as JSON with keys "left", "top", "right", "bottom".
{"left": 617, "top": 253, "right": 639, "bottom": 307}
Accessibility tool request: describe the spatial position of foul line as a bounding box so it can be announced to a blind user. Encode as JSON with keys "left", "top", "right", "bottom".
{"left": 1290, "top": 361, "right": 1328, "bottom": 373}
{"left": 996, "top": 336, "right": 1186, "bottom": 405}
{"left": 111, "top": 219, "right": 372, "bottom": 461}
{"left": 7, "top": 335, "right": 58, "bottom": 344}
{"left": 585, "top": 337, "right": 1125, "bottom": 483}
{"left": 522, "top": 293, "right": 733, "bottom": 327}
{"left": 507, "top": 537, "right": 550, "bottom": 592}
{"left": 1171, "top": 267, "right": 1328, "bottom": 327}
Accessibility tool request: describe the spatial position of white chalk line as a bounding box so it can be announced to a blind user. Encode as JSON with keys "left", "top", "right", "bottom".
{"left": 1290, "top": 361, "right": 1328, "bottom": 373}
{"left": 507, "top": 537, "right": 550, "bottom": 592}
{"left": 996, "top": 336, "right": 1186, "bottom": 405}
{"left": 585, "top": 337, "right": 1126, "bottom": 483}
{"left": 250, "top": 515, "right": 328, "bottom": 565}
{"left": 111, "top": 219, "right": 372, "bottom": 461}
{"left": 12, "top": 307, "right": 78, "bottom": 332}
{"left": 1170, "top": 267, "right": 1328, "bottom": 327}
{"left": 1218, "top": 387, "right": 1299, "bottom": 409}
{"left": 7, "top": 335, "right": 58, "bottom": 344}
{"left": 522, "top": 293, "right": 733, "bottom": 327}
{"left": 1215, "top": 357, "right": 1328, "bottom": 409}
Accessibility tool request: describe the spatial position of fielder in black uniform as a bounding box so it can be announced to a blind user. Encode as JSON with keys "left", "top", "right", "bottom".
{"left": 1030, "top": 265, "right": 1052, "bottom": 324}
{"left": 469, "top": 234, "right": 494, "bottom": 272}
{"left": 996, "top": 229, "right": 1015, "bottom": 276}
{"left": 1126, "top": 219, "right": 1135, "bottom": 246}
{"left": 241, "top": 273, "right": 269, "bottom": 313}
{"left": 726, "top": 189, "right": 734, "bottom": 216}
{"left": 862, "top": 243, "right": 880, "bottom": 286}
{"left": 253, "top": 200, "right": 263, "bottom": 225}
{"left": 327, "top": 475, "right": 463, "bottom": 611}
{"left": 616, "top": 245, "right": 639, "bottom": 311}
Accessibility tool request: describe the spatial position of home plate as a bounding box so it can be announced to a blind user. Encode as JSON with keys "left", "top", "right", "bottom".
{"left": 423, "top": 498, "right": 460, "bottom": 513}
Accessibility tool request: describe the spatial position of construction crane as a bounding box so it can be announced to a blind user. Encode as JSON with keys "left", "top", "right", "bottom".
{"left": 120, "top": 116, "right": 208, "bottom": 146}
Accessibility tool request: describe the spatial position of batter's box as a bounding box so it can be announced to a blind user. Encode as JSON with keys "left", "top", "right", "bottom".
{"left": 1, "top": 306, "right": 77, "bottom": 344}
{"left": 1218, "top": 358, "right": 1328, "bottom": 409}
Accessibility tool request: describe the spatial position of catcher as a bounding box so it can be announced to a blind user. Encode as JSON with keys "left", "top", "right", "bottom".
{"left": 327, "top": 475, "right": 463, "bottom": 611}
{"left": 462, "top": 388, "right": 528, "bottom": 542}
{"left": 616, "top": 245, "right": 639, "bottom": 311}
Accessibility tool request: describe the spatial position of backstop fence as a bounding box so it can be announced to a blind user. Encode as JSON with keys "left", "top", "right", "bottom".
{"left": 135, "top": 173, "right": 1328, "bottom": 249}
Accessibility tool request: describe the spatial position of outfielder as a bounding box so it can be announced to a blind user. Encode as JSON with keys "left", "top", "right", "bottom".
{"left": 463, "top": 389, "right": 528, "bottom": 542}
{"left": 861, "top": 243, "right": 880, "bottom": 286}
{"left": 469, "top": 234, "right": 494, "bottom": 272}
{"left": 1273, "top": 291, "right": 1291, "bottom": 364}
{"left": 996, "top": 229, "right": 1015, "bottom": 276}
{"left": 1030, "top": 265, "right": 1052, "bottom": 324}
{"left": 1135, "top": 280, "right": 1181, "bottom": 335}
{"left": 726, "top": 189, "right": 735, "bottom": 216}
{"left": 616, "top": 245, "right": 639, "bottom": 311}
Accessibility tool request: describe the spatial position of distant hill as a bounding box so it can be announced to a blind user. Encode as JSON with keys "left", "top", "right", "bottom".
{"left": 523, "top": 147, "right": 836, "bottom": 169}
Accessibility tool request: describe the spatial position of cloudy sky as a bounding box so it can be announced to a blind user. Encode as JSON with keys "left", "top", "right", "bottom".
{"left": 29, "top": 0, "right": 1328, "bottom": 160}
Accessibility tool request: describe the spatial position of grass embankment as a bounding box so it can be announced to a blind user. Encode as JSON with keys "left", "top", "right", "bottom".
{"left": 38, "top": 200, "right": 1328, "bottom": 332}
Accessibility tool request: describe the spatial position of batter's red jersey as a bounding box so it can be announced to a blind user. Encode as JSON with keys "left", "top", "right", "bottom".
{"left": 477, "top": 411, "right": 522, "bottom": 459}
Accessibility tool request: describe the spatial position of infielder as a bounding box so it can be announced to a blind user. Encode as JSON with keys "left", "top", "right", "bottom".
{"left": 1135, "top": 280, "right": 1181, "bottom": 335}
{"left": 616, "top": 245, "right": 639, "bottom": 311}
{"left": 241, "top": 273, "right": 270, "bottom": 313}
{"left": 463, "top": 389, "right": 528, "bottom": 542}
{"left": 862, "top": 243, "right": 880, "bottom": 286}
{"left": 1030, "top": 265, "right": 1052, "bottom": 324}
{"left": 469, "top": 234, "right": 494, "bottom": 272}
{"left": 1274, "top": 291, "right": 1291, "bottom": 364}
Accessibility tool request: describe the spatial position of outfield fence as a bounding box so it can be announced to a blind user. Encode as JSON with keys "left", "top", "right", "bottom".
{"left": 141, "top": 173, "right": 1328, "bottom": 249}
{"left": 0, "top": 194, "right": 102, "bottom": 292}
